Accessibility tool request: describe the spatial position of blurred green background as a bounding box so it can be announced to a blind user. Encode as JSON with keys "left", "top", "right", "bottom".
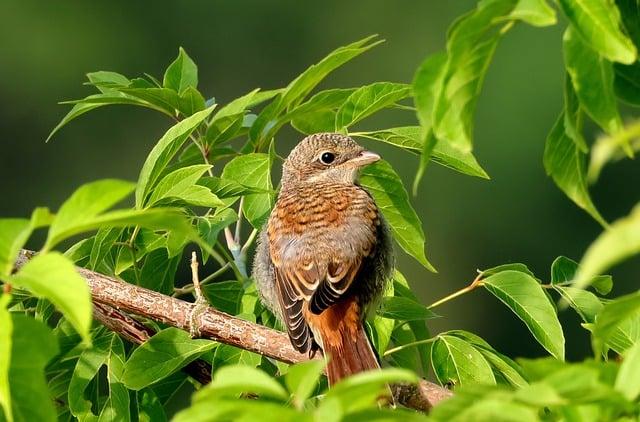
{"left": 2, "top": 0, "right": 639, "bottom": 361}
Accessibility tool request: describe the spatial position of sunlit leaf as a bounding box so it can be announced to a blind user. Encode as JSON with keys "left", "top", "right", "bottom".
{"left": 558, "top": 0, "right": 637, "bottom": 64}
{"left": 564, "top": 27, "right": 622, "bottom": 134}
{"left": 136, "top": 106, "right": 215, "bottom": 208}
{"left": 482, "top": 270, "right": 565, "bottom": 359}
{"left": 10, "top": 252, "right": 92, "bottom": 343}
{"left": 335, "top": 82, "right": 411, "bottom": 130}
{"left": 163, "top": 47, "right": 198, "bottom": 94}
{"left": 431, "top": 334, "right": 496, "bottom": 386}
{"left": 194, "top": 365, "right": 288, "bottom": 401}
{"left": 614, "top": 341, "right": 640, "bottom": 400}
{"left": 0, "top": 296, "right": 12, "bottom": 422}
{"left": 146, "top": 164, "right": 223, "bottom": 208}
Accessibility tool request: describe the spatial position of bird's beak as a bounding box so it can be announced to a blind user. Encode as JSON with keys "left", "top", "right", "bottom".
{"left": 348, "top": 150, "right": 381, "bottom": 167}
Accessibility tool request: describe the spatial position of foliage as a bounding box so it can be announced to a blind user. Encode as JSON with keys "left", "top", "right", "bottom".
{"left": 1, "top": 0, "right": 640, "bottom": 420}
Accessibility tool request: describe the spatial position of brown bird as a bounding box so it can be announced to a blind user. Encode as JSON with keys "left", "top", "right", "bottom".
{"left": 253, "top": 133, "right": 393, "bottom": 385}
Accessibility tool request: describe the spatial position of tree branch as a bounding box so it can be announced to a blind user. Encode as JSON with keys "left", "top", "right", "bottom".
{"left": 15, "top": 250, "right": 452, "bottom": 411}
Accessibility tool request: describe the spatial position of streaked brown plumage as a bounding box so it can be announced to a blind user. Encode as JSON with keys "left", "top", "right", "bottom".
{"left": 253, "top": 133, "right": 393, "bottom": 385}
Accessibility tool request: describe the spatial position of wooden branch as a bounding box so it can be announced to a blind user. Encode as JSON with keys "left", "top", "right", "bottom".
{"left": 15, "top": 250, "right": 452, "bottom": 411}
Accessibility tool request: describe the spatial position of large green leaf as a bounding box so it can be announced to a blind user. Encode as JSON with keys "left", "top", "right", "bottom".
{"left": 139, "top": 249, "right": 180, "bottom": 295}
{"left": 163, "top": 47, "right": 198, "bottom": 94}
{"left": 614, "top": 61, "right": 640, "bottom": 106}
{"left": 564, "top": 27, "right": 622, "bottom": 134}
{"left": 135, "top": 106, "right": 215, "bottom": 208}
{"left": 7, "top": 314, "right": 59, "bottom": 422}
{"left": 355, "top": 126, "right": 489, "bottom": 179}
{"left": 359, "top": 160, "right": 435, "bottom": 271}
{"left": 377, "top": 296, "right": 438, "bottom": 321}
{"left": 221, "top": 153, "right": 273, "bottom": 229}
{"left": 145, "top": 164, "right": 223, "bottom": 208}
{"left": 558, "top": 0, "right": 637, "bottom": 64}
{"left": 482, "top": 270, "right": 565, "bottom": 360}
{"left": 68, "top": 332, "right": 130, "bottom": 421}
{"left": 432, "top": 0, "right": 514, "bottom": 153}
{"left": 591, "top": 291, "right": 640, "bottom": 353}
{"left": 431, "top": 334, "right": 496, "bottom": 386}
{"left": 543, "top": 112, "right": 606, "bottom": 227}
{"left": 250, "top": 36, "right": 381, "bottom": 144}
{"left": 194, "top": 365, "right": 288, "bottom": 401}
{"left": 10, "top": 252, "right": 92, "bottom": 343}
{"left": 45, "top": 179, "right": 133, "bottom": 249}
{"left": 289, "top": 88, "right": 355, "bottom": 134}
{"left": 0, "top": 296, "right": 12, "bottom": 422}
{"left": 285, "top": 360, "right": 326, "bottom": 408}
{"left": 0, "top": 219, "right": 31, "bottom": 278}
{"left": 615, "top": 341, "right": 640, "bottom": 400}
{"left": 509, "top": 0, "right": 557, "bottom": 26}
{"left": 122, "top": 328, "right": 216, "bottom": 390}
{"left": 203, "top": 281, "right": 244, "bottom": 315}
{"left": 575, "top": 204, "right": 640, "bottom": 288}
{"left": 334, "top": 82, "right": 411, "bottom": 130}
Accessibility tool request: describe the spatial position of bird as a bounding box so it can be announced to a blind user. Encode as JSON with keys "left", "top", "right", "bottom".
{"left": 252, "top": 132, "right": 394, "bottom": 386}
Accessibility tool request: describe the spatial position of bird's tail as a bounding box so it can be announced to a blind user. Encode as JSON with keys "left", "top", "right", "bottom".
{"left": 310, "top": 297, "right": 380, "bottom": 386}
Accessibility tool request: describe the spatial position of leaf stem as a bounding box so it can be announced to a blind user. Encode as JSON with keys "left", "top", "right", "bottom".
{"left": 427, "top": 273, "right": 484, "bottom": 310}
{"left": 383, "top": 337, "right": 436, "bottom": 357}
{"left": 173, "top": 263, "right": 230, "bottom": 297}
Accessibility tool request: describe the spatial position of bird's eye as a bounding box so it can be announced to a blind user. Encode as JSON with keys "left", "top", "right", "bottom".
{"left": 320, "top": 151, "right": 335, "bottom": 165}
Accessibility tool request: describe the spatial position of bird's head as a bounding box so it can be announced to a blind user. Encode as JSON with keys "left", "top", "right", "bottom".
{"left": 281, "top": 133, "right": 380, "bottom": 188}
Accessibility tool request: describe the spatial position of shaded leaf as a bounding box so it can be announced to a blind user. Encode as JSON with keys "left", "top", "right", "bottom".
{"left": 377, "top": 296, "right": 438, "bottom": 321}
{"left": 203, "top": 281, "right": 244, "bottom": 315}
{"left": 360, "top": 160, "right": 434, "bottom": 270}
{"left": 122, "top": 328, "right": 217, "bottom": 390}
{"left": 195, "top": 365, "right": 288, "bottom": 401}
{"left": 544, "top": 112, "right": 606, "bottom": 226}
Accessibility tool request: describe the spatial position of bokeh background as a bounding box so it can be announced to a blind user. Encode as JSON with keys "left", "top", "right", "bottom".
{"left": 2, "top": 0, "right": 639, "bottom": 361}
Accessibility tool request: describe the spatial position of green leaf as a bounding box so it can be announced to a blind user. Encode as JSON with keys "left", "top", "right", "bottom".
{"left": 174, "top": 400, "right": 304, "bottom": 422}
{"left": 178, "top": 86, "right": 206, "bottom": 116}
{"left": 334, "top": 82, "right": 411, "bottom": 130}
{"left": 0, "top": 296, "right": 12, "bottom": 422}
{"left": 588, "top": 120, "right": 640, "bottom": 183}
{"left": 447, "top": 330, "right": 528, "bottom": 388}
{"left": 556, "top": 286, "right": 604, "bottom": 323}
{"left": 324, "top": 368, "right": 417, "bottom": 414}
{"left": 289, "top": 88, "right": 355, "bottom": 134}
{"left": 564, "top": 27, "right": 622, "bottom": 134}
{"left": 250, "top": 36, "right": 381, "bottom": 143}
{"left": 592, "top": 291, "right": 640, "bottom": 353}
{"left": 543, "top": 112, "right": 606, "bottom": 227}
{"left": 10, "top": 252, "right": 92, "bottom": 343}
{"left": 195, "top": 365, "right": 288, "bottom": 401}
{"left": 377, "top": 296, "right": 438, "bottom": 321}
{"left": 122, "top": 328, "right": 216, "bottom": 390}
{"left": 360, "top": 160, "right": 435, "bottom": 271}
{"left": 480, "top": 262, "right": 536, "bottom": 278}
{"left": 285, "top": 360, "right": 326, "bottom": 406}
{"left": 221, "top": 153, "right": 273, "bottom": 229}
{"left": 0, "top": 219, "right": 31, "bottom": 278}
{"left": 482, "top": 270, "right": 565, "bottom": 360}
{"left": 212, "top": 343, "right": 261, "bottom": 369}
{"left": 139, "top": 249, "right": 180, "bottom": 295}
{"left": 146, "top": 164, "right": 223, "bottom": 208}
{"left": 356, "top": 126, "right": 489, "bottom": 179}
{"left": 88, "top": 226, "right": 124, "bottom": 271}
{"left": 86, "top": 71, "right": 130, "bottom": 92}
{"left": 558, "top": 0, "right": 637, "bottom": 64}
{"left": 203, "top": 281, "right": 244, "bottom": 315}
{"left": 412, "top": 52, "right": 447, "bottom": 189}
{"left": 615, "top": 341, "right": 640, "bottom": 400}
{"left": 196, "top": 209, "right": 238, "bottom": 263}
{"left": 550, "top": 255, "right": 613, "bottom": 295}
{"left": 68, "top": 332, "right": 130, "bottom": 421}
{"left": 431, "top": 334, "right": 496, "bottom": 386}
{"left": 163, "top": 47, "right": 198, "bottom": 93}
{"left": 432, "top": 0, "right": 513, "bottom": 152}
{"left": 509, "top": 0, "right": 557, "bottom": 26}
{"left": 118, "top": 87, "right": 182, "bottom": 116}
{"left": 575, "top": 204, "right": 640, "bottom": 288}
{"left": 7, "top": 314, "right": 59, "bottom": 422}
{"left": 44, "top": 179, "right": 133, "bottom": 249}
{"left": 614, "top": 61, "right": 640, "bottom": 106}
{"left": 135, "top": 106, "right": 215, "bottom": 208}
{"left": 137, "top": 389, "right": 167, "bottom": 422}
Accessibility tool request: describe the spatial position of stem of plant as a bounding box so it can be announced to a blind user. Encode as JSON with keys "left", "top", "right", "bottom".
{"left": 427, "top": 273, "right": 484, "bottom": 310}
{"left": 383, "top": 338, "right": 436, "bottom": 357}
